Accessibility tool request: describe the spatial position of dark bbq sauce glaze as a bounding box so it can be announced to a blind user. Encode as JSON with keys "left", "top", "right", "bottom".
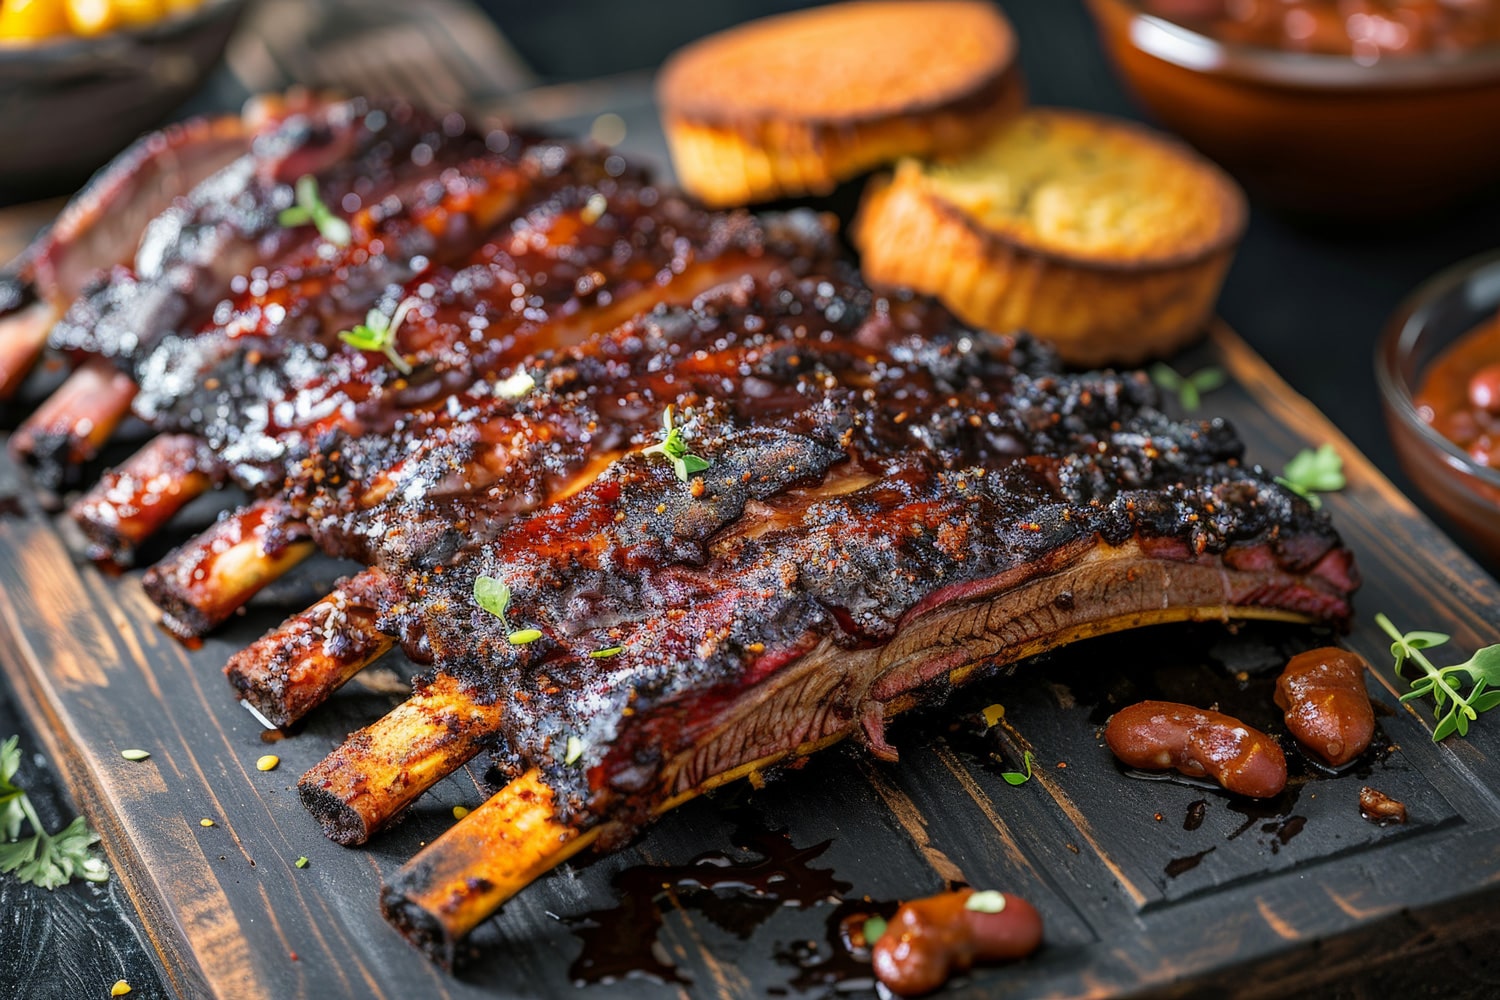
{"left": 1414, "top": 311, "right": 1500, "bottom": 470}
{"left": 1142, "top": 0, "right": 1500, "bottom": 61}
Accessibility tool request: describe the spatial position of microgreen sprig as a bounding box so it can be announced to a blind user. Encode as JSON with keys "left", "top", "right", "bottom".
{"left": 642, "top": 405, "right": 710, "bottom": 482}
{"left": 1150, "top": 363, "right": 1225, "bottom": 412}
{"left": 278, "top": 175, "right": 351, "bottom": 246}
{"left": 338, "top": 297, "right": 418, "bottom": 376}
{"left": 473, "top": 575, "right": 544, "bottom": 646}
{"left": 1000, "top": 749, "right": 1034, "bottom": 787}
{"left": 1376, "top": 613, "right": 1500, "bottom": 742}
{"left": 1275, "top": 443, "right": 1345, "bottom": 509}
{"left": 0, "top": 736, "right": 108, "bottom": 890}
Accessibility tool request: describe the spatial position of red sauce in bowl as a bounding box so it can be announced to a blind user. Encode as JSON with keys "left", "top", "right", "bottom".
{"left": 1414, "top": 311, "right": 1500, "bottom": 469}
{"left": 1141, "top": 0, "right": 1500, "bottom": 61}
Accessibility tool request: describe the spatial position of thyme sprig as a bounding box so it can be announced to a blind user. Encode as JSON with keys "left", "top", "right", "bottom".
{"left": 1275, "top": 443, "right": 1345, "bottom": 509}
{"left": 0, "top": 736, "right": 108, "bottom": 890}
{"left": 1150, "top": 363, "right": 1225, "bottom": 412}
{"left": 338, "top": 298, "right": 418, "bottom": 375}
{"left": 1377, "top": 613, "right": 1500, "bottom": 742}
{"left": 643, "top": 405, "right": 710, "bottom": 482}
{"left": 278, "top": 174, "right": 351, "bottom": 246}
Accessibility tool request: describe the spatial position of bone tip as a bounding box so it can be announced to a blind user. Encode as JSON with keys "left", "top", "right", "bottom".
{"left": 297, "top": 778, "right": 374, "bottom": 846}
{"left": 140, "top": 572, "right": 216, "bottom": 639}
{"left": 379, "top": 879, "right": 458, "bottom": 971}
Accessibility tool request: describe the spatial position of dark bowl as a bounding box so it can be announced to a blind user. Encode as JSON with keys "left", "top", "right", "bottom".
{"left": 0, "top": 0, "right": 247, "bottom": 200}
{"left": 1086, "top": 0, "right": 1500, "bottom": 218}
{"left": 1377, "top": 250, "right": 1500, "bottom": 561}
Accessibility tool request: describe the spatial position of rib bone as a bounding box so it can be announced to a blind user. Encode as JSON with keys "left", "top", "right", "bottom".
{"left": 298, "top": 671, "right": 506, "bottom": 845}
{"left": 141, "top": 499, "right": 314, "bottom": 638}
{"left": 225, "top": 568, "right": 399, "bottom": 727}
{"left": 69, "top": 434, "right": 215, "bottom": 564}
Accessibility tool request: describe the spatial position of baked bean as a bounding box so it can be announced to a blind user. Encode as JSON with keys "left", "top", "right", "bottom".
{"left": 1275, "top": 647, "right": 1375, "bottom": 767}
{"left": 871, "top": 889, "right": 1043, "bottom": 997}
{"left": 1104, "top": 700, "right": 1287, "bottom": 798}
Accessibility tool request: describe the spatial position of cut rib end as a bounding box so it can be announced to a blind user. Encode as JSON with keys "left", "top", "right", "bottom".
{"left": 297, "top": 779, "right": 374, "bottom": 846}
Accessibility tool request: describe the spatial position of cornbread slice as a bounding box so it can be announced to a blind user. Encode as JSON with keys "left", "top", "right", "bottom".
{"left": 853, "top": 109, "right": 1247, "bottom": 366}
{"left": 657, "top": 1, "right": 1024, "bottom": 207}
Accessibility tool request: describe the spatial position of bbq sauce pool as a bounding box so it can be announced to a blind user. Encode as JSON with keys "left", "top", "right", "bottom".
{"left": 566, "top": 816, "right": 852, "bottom": 988}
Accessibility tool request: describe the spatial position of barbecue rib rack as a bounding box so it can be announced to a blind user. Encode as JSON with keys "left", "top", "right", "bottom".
{"left": 0, "top": 95, "right": 1357, "bottom": 966}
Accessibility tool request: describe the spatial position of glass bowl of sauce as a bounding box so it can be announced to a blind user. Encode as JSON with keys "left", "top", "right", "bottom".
{"left": 1086, "top": 0, "right": 1500, "bottom": 217}
{"left": 1378, "top": 250, "right": 1500, "bottom": 560}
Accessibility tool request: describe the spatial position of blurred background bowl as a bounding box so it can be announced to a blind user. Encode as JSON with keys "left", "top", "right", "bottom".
{"left": 1378, "top": 250, "right": 1500, "bottom": 561}
{"left": 0, "top": 0, "right": 247, "bottom": 200}
{"left": 1086, "top": 0, "right": 1500, "bottom": 218}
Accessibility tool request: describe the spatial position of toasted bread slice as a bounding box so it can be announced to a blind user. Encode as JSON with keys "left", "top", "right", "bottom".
{"left": 657, "top": 1, "right": 1023, "bottom": 207}
{"left": 853, "top": 109, "right": 1247, "bottom": 366}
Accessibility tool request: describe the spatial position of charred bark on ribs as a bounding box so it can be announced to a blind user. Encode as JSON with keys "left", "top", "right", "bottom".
{"left": 356, "top": 276, "right": 1355, "bottom": 965}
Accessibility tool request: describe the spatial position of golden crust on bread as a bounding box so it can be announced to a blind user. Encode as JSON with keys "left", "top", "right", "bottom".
{"left": 658, "top": 1, "right": 1023, "bottom": 206}
{"left": 853, "top": 109, "right": 1246, "bottom": 366}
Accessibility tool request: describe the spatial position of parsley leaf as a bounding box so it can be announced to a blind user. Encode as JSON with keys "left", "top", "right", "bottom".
{"left": 642, "top": 405, "right": 711, "bottom": 482}
{"left": 337, "top": 298, "right": 417, "bottom": 375}
{"left": 0, "top": 736, "right": 108, "bottom": 890}
{"left": 1, "top": 736, "right": 25, "bottom": 841}
{"left": 278, "top": 175, "right": 352, "bottom": 246}
{"left": 1275, "top": 443, "right": 1345, "bottom": 509}
{"left": 1150, "top": 363, "right": 1225, "bottom": 412}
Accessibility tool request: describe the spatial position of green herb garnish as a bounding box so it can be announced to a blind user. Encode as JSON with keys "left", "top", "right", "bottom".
{"left": 1376, "top": 613, "right": 1500, "bottom": 742}
{"left": 0, "top": 736, "right": 108, "bottom": 890}
{"left": 1150, "top": 363, "right": 1225, "bottom": 412}
{"left": 474, "top": 575, "right": 511, "bottom": 620}
{"left": 565, "top": 735, "right": 584, "bottom": 766}
{"left": 1275, "top": 443, "right": 1345, "bottom": 509}
{"left": 473, "top": 576, "right": 543, "bottom": 647}
{"left": 590, "top": 646, "right": 624, "bottom": 659}
{"left": 278, "top": 174, "right": 351, "bottom": 246}
{"left": 1000, "top": 749, "right": 1034, "bottom": 787}
{"left": 965, "top": 890, "right": 1008, "bottom": 913}
{"left": 642, "top": 405, "right": 710, "bottom": 482}
{"left": 338, "top": 298, "right": 417, "bottom": 375}
{"left": 861, "top": 915, "right": 888, "bottom": 945}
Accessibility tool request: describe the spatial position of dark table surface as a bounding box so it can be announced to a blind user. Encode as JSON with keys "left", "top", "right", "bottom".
{"left": 4, "top": 2, "right": 1500, "bottom": 998}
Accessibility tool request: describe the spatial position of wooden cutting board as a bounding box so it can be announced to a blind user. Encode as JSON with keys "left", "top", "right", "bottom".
{"left": 3, "top": 317, "right": 1500, "bottom": 1000}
